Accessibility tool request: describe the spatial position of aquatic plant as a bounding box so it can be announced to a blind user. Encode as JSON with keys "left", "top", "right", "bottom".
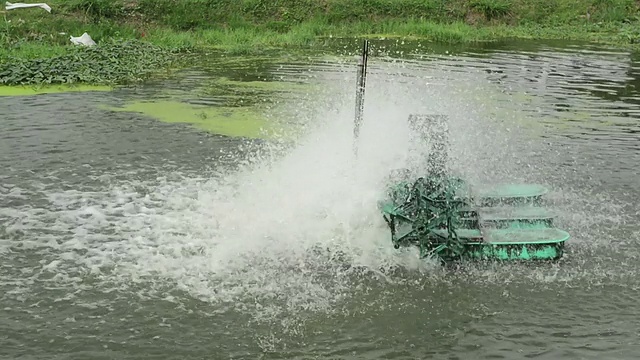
{"left": 0, "top": 40, "right": 185, "bottom": 86}
{"left": 106, "top": 100, "right": 276, "bottom": 139}
{"left": 0, "top": 0, "right": 638, "bottom": 67}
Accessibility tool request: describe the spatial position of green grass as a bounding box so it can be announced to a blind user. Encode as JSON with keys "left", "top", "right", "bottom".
{"left": 2, "top": 1, "right": 638, "bottom": 52}
{"left": 1, "top": 0, "right": 639, "bottom": 85}
{"left": 139, "top": 17, "right": 640, "bottom": 53}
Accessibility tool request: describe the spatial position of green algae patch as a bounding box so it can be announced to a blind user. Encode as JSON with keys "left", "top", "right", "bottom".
{"left": 198, "top": 76, "right": 316, "bottom": 106}
{"left": 213, "top": 77, "right": 310, "bottom": 92}
{"left": 107, "top": 100, "right": 279, "bottom": 139}
{"left": 0, "top": 84, "right": 112, "bottom": 97}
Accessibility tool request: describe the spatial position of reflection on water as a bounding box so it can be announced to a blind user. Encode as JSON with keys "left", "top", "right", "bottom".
{"left": 0, "top": 39, "right": 639, "bottom": 359}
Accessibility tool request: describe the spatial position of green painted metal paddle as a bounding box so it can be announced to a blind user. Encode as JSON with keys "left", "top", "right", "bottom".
{"left": 377, "top": 114, "right": 570, "bottom": 263}
{"left": 379, "top": 175, "right": 570, "bottom": 262}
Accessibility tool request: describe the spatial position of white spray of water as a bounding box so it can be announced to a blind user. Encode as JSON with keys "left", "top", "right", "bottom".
{"left": 1, "top": 55, "right": 633, "bottom": 327}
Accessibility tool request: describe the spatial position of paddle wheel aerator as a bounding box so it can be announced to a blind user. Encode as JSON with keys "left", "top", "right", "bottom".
{"left": 351, "top": 40, "right": 570, "bottom": 263}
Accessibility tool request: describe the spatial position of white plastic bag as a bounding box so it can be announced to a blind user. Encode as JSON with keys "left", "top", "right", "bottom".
{"left": 70, "top": 32, "right": 96, "bottom": 46}
{"left": 5, "top": 2, "right": 51, "bottom": 12}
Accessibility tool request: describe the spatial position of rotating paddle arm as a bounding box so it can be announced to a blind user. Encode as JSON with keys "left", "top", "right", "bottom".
{"left": 382, "top": 175, "right": 470, "bottom": 260}
{"left": 379, "top": 113, "right": 477, "bottom": 260}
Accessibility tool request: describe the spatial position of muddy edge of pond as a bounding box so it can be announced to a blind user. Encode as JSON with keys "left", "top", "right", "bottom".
{"left": 1, "top": 0, "right": 639, "bottom": 86}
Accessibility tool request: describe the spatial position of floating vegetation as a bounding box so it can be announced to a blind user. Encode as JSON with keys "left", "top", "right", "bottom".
{"left": 0, "top": 40, "right": 185, "bottom": 86}
{"left": 105, "top": 100, "right": 280, "bottom": 139}
{"left": 0, "top": 84, "right": 112, "bottom": 96}
{"left": 198, "top": 76, "right": 314, "bottom": 106}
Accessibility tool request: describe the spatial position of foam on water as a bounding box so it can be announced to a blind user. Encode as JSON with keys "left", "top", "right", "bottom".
{"left": 1, "top": 56, "right": 635, "bottom": 330}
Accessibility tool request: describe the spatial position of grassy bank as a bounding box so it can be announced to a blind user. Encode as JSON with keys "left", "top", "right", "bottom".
{"left": 1, "top": 0, "right": 639, "bottom": 85}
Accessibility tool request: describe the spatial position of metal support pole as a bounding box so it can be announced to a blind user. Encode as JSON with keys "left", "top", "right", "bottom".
{"left": 353, "top": 39, "right": 369, "bottom": 156}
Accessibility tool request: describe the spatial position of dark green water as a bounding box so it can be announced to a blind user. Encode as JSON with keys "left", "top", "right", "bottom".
{"left": 1, "top": 39, "right": 639, "bottom": 359}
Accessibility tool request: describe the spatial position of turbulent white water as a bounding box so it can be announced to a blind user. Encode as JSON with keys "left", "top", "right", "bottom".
{"left": 1, "top": 55, "right": 634, "bottom": 335}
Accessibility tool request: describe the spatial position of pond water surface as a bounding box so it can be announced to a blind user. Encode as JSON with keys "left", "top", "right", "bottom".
{"left": 1, "top": 39, "right": 639, "bottom": 359}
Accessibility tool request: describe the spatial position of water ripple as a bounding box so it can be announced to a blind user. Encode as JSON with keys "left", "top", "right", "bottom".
{"left": 0, "top": 40, "right": 639, "bottom": 359}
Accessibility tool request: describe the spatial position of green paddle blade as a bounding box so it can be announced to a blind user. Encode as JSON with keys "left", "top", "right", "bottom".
{"left": 475, "top": 184, "right": 549, "bottom": 206}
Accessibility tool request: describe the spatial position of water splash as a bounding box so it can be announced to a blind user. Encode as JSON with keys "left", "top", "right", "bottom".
{"left": 1, "top": 54, "right": 636, "bottom": 337}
